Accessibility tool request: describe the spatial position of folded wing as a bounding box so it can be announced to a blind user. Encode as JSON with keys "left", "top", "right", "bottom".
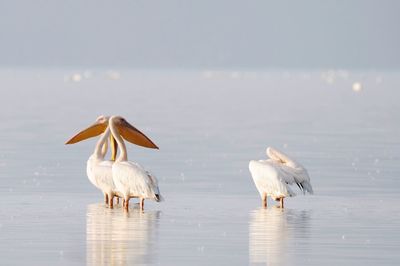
{"left": 266, "top": 147, "right": 313, "bottom": 194}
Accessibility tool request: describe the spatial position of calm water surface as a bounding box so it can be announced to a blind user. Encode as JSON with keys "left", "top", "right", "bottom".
{"left": 0, "top": 69, "right": 399, "bottom": 265}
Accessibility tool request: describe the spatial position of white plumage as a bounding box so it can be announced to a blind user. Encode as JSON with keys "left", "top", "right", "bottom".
{"left": 66, "top": 114, "right": 160, "bottom": 208}
{"left": 249, "top": 147, "right": 313, "bottom": 208}
{"left": 112, "top": 161, "right": 162, "bottom": 202}
{"left": 109, "top": 116, "right": 162, "bottom": 211}
{"left": 86, "top": 157, "right": 117, "bottom": 205}
{"left": 86, "top": 122, "right": 120, "bottom": 207}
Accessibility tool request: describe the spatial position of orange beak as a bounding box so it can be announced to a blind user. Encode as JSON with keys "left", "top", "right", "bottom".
{"left": 118, "top": 119, "right": 159, "bottom": 149}
{"left": 65, "top": 118, "right": 159, "bottom": 149}
{"left": 65, "top": 121, "right": 107, "bottom": 144}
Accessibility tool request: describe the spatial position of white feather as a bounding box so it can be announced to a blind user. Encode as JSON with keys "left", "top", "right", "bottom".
{"left": 112, "top": 161, "right": 162, "bottom": 201}
{"left": 86, "top": 127, "right": 120, "bottom": 199}
{"left": 109, "top": 116, "right": 162, "bottom": 204}
{"left": 266, "top": 147, "right": 313, "bottom": 194}
{"left": 87, "top": 156, "right": 118, "bottom": 197}
{"left": 249, "top": 160, "right": 296, "bottom": 200}
{"left": 249, "top": 147, "right": 313, "bottom": 201}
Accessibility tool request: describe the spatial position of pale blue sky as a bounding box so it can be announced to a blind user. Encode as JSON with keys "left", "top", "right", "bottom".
{"left": 1, "top": 0, "right": 399, "bottom": 68}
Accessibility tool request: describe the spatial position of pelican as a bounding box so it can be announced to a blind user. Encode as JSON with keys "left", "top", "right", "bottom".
{"left": 249, "top": 147, "right": 313, "bottom": 208}
{"left": 66, "top": 115, "right": 159, "bottom": 208}
{"left": 109, "top": 116, "right": 163, "bottom": 211}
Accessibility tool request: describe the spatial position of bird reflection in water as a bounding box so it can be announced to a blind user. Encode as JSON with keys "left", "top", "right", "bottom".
{"left": 86, "top": 203, "right": 160, "bottom": 265}
{"left": 249, "top": 207, "right": 310, "bottom": 265}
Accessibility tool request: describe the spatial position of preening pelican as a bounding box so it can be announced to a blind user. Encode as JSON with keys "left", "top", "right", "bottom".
{"left": 66, "top": 115, "right": 159, "bottom": 207}
{"left": 109, "top": 116, "right": 163, "bottom": 211}
{"left": 249, "top": 147, "right": 313, "bottom": 208}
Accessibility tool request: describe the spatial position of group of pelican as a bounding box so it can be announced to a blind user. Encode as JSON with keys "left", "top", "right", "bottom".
{"left": 66, "top": 115, "right": 313, "bottom": 210}
{"left": 66, "top": 115, "right": 162, "bottom": 211}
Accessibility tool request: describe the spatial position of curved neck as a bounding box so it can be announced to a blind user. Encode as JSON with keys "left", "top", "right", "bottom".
{"left": 100, "top": 139, "right": 108, "bottom": 158}
{"left": 110, "top": 134, "right": 118, "bottom": 161}
{"left": 109, "top": 119, "right": 127, "bottom": 162}
{"left": 94, "top": 127, "right": 111, "bottom": 159}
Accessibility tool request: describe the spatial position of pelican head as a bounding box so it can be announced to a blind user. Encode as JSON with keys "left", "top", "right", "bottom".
{"left": 65, "top": 115, "right": 159, "bottom": 149}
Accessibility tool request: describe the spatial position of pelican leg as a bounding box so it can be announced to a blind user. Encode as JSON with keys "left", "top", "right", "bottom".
{"left": 139, "top": 198, "right": 144, "bottom": 211}
{"left": 279, "top": 197, "right": 284, "bottom": 209}
{"left": 124, "top": 198, "right": 129, "bottom": 211}
{"left": 109, "top": 195, "right": 114, "bottom": 209}
{"left": 104, "top": 193, "right": 109, "bottom": 204}
{"left": 262, "top": 193, "right": 267, "bottom": 208}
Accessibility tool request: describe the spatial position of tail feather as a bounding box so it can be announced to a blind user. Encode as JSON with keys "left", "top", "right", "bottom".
{"left": 296, "top": 182, "right": 305, "bottom": 194}
{"left": 300, "top": 181, "right": 314, "bottom": 194}
{"left": 154, "top": 194, "right": 164, "bottom": 202}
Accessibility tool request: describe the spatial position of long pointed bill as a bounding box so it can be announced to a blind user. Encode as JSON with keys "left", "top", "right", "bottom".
{"left": 119, "top": 121, "right": 159, "bottom": 149}
{"left": 65, "top": 123, "right": 107, "bottom": 144}
{"left": 110, "top": 134, "right": 118, "bottom": 161}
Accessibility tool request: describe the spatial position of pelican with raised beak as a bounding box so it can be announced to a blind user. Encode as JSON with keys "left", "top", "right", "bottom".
{"left": 108, "top": 116, "right": 163, "bottom": 211}
{"left": 65, "top": 115, "right": 159, "bottom": 208}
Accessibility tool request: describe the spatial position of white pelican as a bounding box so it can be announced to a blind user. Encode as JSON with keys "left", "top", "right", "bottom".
{"left": 88, "top": 122, "right": 121, "bottom": 208}
{"left": 109, "top": 116, "right": 163, "bottom": 211}
{"left": 66, "top": 115, "right": 159, "bottom": 208}
{"left": 65, "top": 116, "right": 119, "bottom": 207}
{"left": 249, "top": 147, "right": 313, "bottom": 208}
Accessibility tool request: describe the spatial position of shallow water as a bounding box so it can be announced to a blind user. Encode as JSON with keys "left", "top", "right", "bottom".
{"left": 0, "top": 69, "right": 399, "bottom": 265}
